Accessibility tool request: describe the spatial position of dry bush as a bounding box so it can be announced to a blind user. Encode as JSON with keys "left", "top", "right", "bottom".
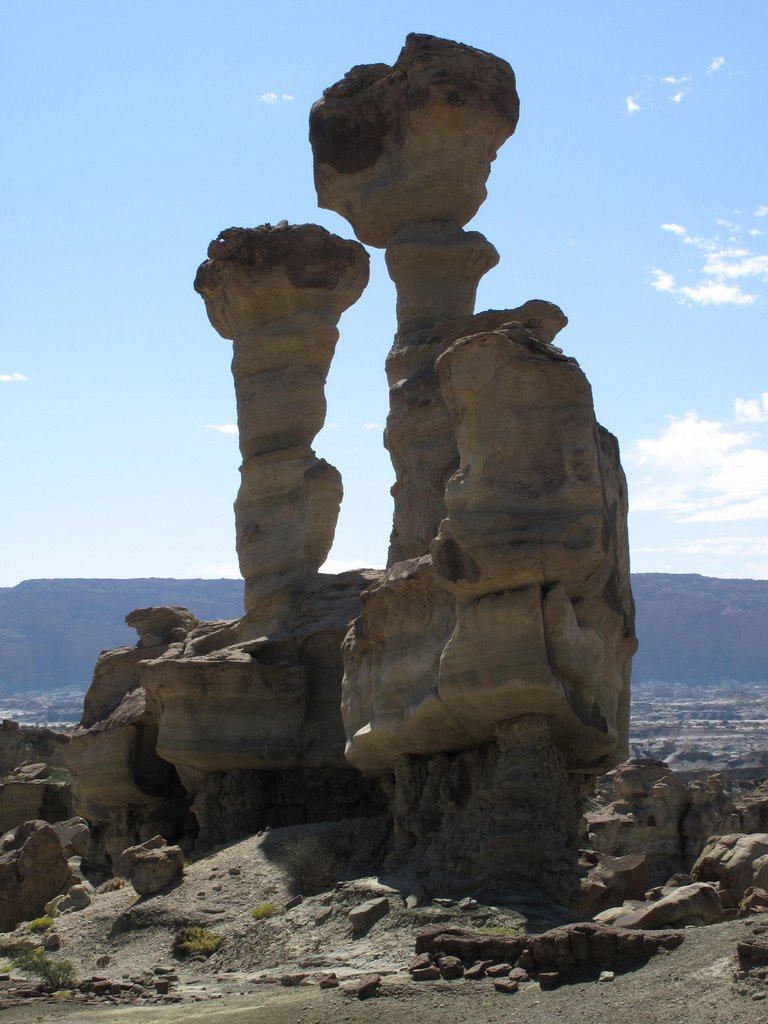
{"left": 276, "top": 836, "right": 335, "bottom": 896}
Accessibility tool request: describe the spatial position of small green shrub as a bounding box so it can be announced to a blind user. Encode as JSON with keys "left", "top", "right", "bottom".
{"left": 251, "top": 902, "right": 278, "bottom": 921}
{"left": 475, "top": 924, "right": 522, "bottom": 936}
{"left": 276, "top": 837, "right": 335, "bottom": 896}
{"left": 10, "top": 946, "right": 76, "bottom": 989}
{"left": 173, "top": 927, "right": 222, "bottom": 958}
{"left": 28, "top": 917, "right": 54, "bottom": 933}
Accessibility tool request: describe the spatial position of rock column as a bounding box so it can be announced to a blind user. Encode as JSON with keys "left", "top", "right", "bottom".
{"left": 311, "top": 34, "right": 636, "bottom": 902}
{"left": 310, "top": 33, "right": 519, "bottom": 562}
{"left": 194, "top": 224, "right": 369, "bottom": 635}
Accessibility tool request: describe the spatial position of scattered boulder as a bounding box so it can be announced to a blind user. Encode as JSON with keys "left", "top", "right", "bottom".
{"left": 739, "top": 887, "right": 768, "bottom": 917}
{"left": 692, "top": 834, "right": 768, "bottom": 906}
{"left": 46, "top": 882, "right": 92, "bottom": 916}
{"left": 349, "top": 896, "right": 389, "bottom": 936}
{"left": 580, "top": 851, "right": 650, "bottom": 916}
{"left": 340, "top": 973, "right": 381, "bottom": 999}
{"left": 0, "top": 820, "right": 76, "bottom": 931}
{"left": 611, "top": 882, "right": 724, "bottom": 929}
{"left": 52, "top": 817, "right": 90, "bottom": 858}
{"left": 121, "top": 835, "right": 184, "bottom": 896}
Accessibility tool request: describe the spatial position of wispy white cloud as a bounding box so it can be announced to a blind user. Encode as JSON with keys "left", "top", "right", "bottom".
{"left": 260, "top": 91, "right": 294, "bottom": 104}
{"left": 363, "top": 422, "right": 380, "bottom": 431}
{"left": 676, "top": 281, "right": 756, "bottom": 306}
{"left": 671, "top": 89, "right": 691, "bottom": 104}
{"left": 207, "top": 423, "right": 238, "bottom": 435}
{"left": 625, "top": 94, "right": 640, "bottom": 113}
{"left": 631, "top": 410, "right": 768, "bottom": 523}
{"left": 706, "top": 56, "right": 726, "bottom": 76}
{"left": 650, "top": 218, "right": 767, "bottom": 306}
{"left": 755, "top": 206, "right": 768, "bottom": 218}
{"left": 735, "top": 393, "right": 768, "bottom": 424}
{"left": 662, "top": 75, "right": 690, "bottom": 85}
{"left": 749, "top": 229, "right": 765, "bottom": 237}
{"left": 0, "top": 372, "right": 27, "bottom": 383}
{"left": 651, "top": 269, "right": 676, "bottom": 293}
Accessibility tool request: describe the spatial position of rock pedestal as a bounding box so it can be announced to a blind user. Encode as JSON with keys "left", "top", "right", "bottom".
{"left": 194, "top": 224, "right": 369, "bottom": 636}
{"left": 312, "top": 33, "right": 637, "bottom": 902}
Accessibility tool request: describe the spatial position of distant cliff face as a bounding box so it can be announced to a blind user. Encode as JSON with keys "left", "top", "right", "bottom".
{"left": 0, "top": 573, "right": 766, "bottom": 692}
{"left": 0, "top": 579, "right": 244, "bottom": 691}
{"left": 632, "top": 573, "right": 768, "bottom": 684}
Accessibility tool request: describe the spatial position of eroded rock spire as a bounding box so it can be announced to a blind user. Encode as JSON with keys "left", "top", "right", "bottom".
{"left": 194, "top": 223, "right": 369, "bottom": 636}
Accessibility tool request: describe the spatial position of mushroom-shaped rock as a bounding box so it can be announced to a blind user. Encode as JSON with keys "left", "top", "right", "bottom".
{"left": 194, "top": 224, "right": 369, "bottom": 634}
{"left": 310, "top": 33, "right": 519, "bottom": 247}
{"left": 125, "top": 606, "right": 198, "bottom": 648}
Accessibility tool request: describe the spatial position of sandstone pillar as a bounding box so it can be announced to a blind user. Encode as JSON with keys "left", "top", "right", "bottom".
{"left": 194, "top": 224, "right": 369, "bottom": 635}
{"left": 312, "top": 34, "right": 636, "bottom": 902}
{"left": 310, "top": 33, "right": 519, "bottom": 563}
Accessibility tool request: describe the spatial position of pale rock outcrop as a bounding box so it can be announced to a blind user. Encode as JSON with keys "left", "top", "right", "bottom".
{"left": 70, "top": 223, "right": 383, "bottom": 857}
{"left": 0, "top": 720, "right": 69, "bottom": 775}
{"left": 0, "top": 820, "right": 77, "bottom": 931}
{"left": 691, "top": 833, "right": 768, "bottom": 907}
{"left": 612, "top": 882, "right": 724, "bottom": 930}
{"left": 52, "top": 816, "right": 90, "bottom": 858}
{"left": 579, "top": 851, "right": 650, "bottom": 917}
{"left": 0, "top": 770, "right": 72, "bottom": 836}
{"left": 584, "top": 760, "right": 740, "bottom": 884}
{"left": 68, "top": 610, "right": 197, "bottom": 869}
{"left": 313, "top": 34, "right": 636, "bottom": 902}
{"left": 46, "top": 881, "right": 93, "bottom": 916}
{"left": 141, "top": 569, "right": 386, "bottom": 846}
{"left": 194, "top": 224, "right": 369, "bottom": 637}
{"left": 122, "top": 834, "right": 184, "bottom": 895}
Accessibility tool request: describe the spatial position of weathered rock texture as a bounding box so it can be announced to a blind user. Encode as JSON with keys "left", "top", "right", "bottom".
{"left": 194, "top": 224, "right": 369, "bottom": 636}
{"left": 122, "top": 834, "right": 184, "bottom": 895}
{"left": 69, "top": 223, "right": 385, "bottom": 861}
{"left": 313, "top": 34, "right": 636, "bottom": 902}
{"left": 0, "top": 763, "right": 72, "bottom": 836}
{"left": 67, "top": 609, "right": 197, "bottom": 869}
{"left": 0, "top": 720, "right": 69, "bottom": 775}
{"left": 310, "top": 33, "right": 519, "bottom": 248}
{"left": 0, "top": 820, "right": 76, "bottom": 931}
{"left": 584, "top": 759, "right": 742, "bottom": 885}
{"left": 415, "top": 921, "right": 683, "bottom": 972}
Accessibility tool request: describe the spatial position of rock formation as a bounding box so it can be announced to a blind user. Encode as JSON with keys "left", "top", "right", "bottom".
{"left": 0, "top": 762, "right": 72, "bottom": 836}
{"left": 0, "top": 820, "right": 77, "bottom": 931}
{"left": 67, "top": 608, "right": 198, "bottom": 869}
{"left": 311, "top": 33, "right": 636, "bottom": 901}
{"left": 67, "top": 33, "right": 634, "bottom": 901}
{"left": 69, "top": 227, "right": 384, "bottom": 861}
{"left": 193, "top": 224, "right": 369, "bottom": 637}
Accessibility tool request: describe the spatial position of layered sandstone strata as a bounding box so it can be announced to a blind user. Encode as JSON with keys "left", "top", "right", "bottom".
{"left": 310, "top": 34, "right": 520, "bottom": 564}
{"left": 67, "top": 608, "right": 197, "bottom": 868}
{"left": 313, "top": 34, "right": 636, "bottom": 901}
{"left": 194, "top": 223, "right": 368, "bottom": 636}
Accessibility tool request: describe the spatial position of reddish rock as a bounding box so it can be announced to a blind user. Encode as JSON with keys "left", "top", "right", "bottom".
{"left": 539, "top": 972, "right": 561, "bottom": 990}
{"left": 494, "top": 979, "right": 519, "bottom": 993}
{"left": 436, "top": 956, "right": 464, "bottom": 979}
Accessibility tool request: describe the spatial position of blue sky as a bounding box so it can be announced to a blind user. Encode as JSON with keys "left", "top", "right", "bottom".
{"left": 1, "top": 0, "right": 766, "bottom": 586}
